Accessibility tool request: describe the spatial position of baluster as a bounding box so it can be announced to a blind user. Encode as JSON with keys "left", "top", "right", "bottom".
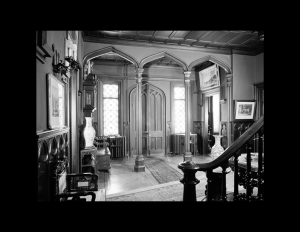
{"left": 206, "top": 170, "right": 213, "bottom": 201}
{"left": 257, "top": 128, "right": 264, "bottom": 200}
{"left": 233, "top": 150, "right": 241, "bottom": 201}
{"left": 246, "top": 141, "right": 253, "bottom": 201}
{"left": 220, "top": 161, "right": 229, "bottom": 201}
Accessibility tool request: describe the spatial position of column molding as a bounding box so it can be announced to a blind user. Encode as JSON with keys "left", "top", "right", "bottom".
{"left": 225, "top": 73, "right": 233, "bottom": 146}
{"left": 134, "top": 68, "right": 145, "bottom": 172}
{"left": 183, "top": 71, "right": 192, "bottom": 161}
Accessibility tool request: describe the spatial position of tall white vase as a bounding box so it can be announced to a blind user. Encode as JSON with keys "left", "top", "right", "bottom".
{"left": 211, "top": 135, "right": 224, "bottom": 160}
{"left": 82, "top": 117, "right": 96, "bottom": 149}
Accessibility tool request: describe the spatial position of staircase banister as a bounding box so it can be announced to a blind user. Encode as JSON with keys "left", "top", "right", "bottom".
{"left": 197, "top": 115, "right": 264, "bottom": 172}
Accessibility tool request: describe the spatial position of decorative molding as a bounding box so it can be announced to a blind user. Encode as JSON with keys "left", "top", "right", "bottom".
{"left": 36, "top": 31, "right": 53, "bottom": 64}
{"left": 82, "top": 36, "right": 233, "bottom": 55}
{"left": 188, "top": 55, "right": 232, "bottom": 74}
{"left": 83, "top": 46, "right": 139, "bottom": 69}
{"left": 140, "top": 51, "right": 188, "bottom": 71}
{"left": 220, "top": 99, "right": 227, "bottom": 104}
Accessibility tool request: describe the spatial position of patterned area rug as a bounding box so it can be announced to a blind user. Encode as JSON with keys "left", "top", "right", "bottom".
{"left": 106, "top": 171, "right": 234, "bottom": 201}
{"left": 144, "top": 157, "right": 183, "bottom": 184}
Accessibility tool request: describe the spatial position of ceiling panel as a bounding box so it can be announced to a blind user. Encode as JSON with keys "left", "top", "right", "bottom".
{"left": 215, "top": 32, "right": 240, "bottom": 43}
{"left": 229, "top": 33, "right": 256, "bottom": 45}
{"left": 139, "top": 31, "right": 155, "bottom": 36}
{"left": 201, "top": 31, "right": 227, "bottom": 42}
{"left": 185, "top": 31, "right": 207, "bottom": 40}
{"left": 82, "top": 30, "right": 264, "bottom": 58}
{"left": 155, "top": 31, "right": 174, "bottom": 37}
{"left": 152, "top": 37, "right": 167, "bottom": 43}
{"left": 137, "top": 35, "right": 151, "bottom": 41}
{"left": 172, "top": 31, "right": 190, "bottom": 39}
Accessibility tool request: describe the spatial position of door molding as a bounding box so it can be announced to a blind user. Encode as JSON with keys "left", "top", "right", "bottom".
{"left": 129, "top": 82, "right": 166, "bottom": 156}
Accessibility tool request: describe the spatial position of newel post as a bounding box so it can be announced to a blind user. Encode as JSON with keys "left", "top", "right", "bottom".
{"left": 178, "top": 161, "right": 200, "bottom": 201}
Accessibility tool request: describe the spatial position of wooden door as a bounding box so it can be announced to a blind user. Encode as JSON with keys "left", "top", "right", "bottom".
{"left": 130, "top": 83, "right": 165, "bottom": 156}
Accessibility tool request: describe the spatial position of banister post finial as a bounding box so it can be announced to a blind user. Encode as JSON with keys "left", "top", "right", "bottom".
{"left": 178, "top": 161, "right": 200, "bottom": 201}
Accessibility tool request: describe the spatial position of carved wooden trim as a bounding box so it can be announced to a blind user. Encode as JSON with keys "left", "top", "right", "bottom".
{"left": 36, "top": 31, "right": 54, "bottom": 64}
{"left": 139, "top": 51, "right": 188, "bottom": 71}
{"left": 83, "top": 46, "right": 139, "bottom": 71}
{"left": 82, "top": 36, "right": 232, "bottom": 55}
{"left": 37, "top": 128, "right": 70, "bottom": 201}
{"left": 197, "top": 115, "right": 263, "bottom": 171}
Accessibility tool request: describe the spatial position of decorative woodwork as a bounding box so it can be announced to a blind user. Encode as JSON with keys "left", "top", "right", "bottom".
{"left": 80, "top": 148, "right": 97, "bottom": 174}
{"left": 232, "top": 121, "right": 254, "bottom": 153}
{"left": 107, "top": 136, "right": 126, "bottom": 159}
{"left": 56, "top": 173, "right": 98, "bottom": 201}
{"left": 178, "top": 115, "right": 264, "bottom": 201}
{"left": 36, "top": 31, "right": 53, "bottom": 64}
{"left": 220, "top": 121, "right": 228, "bottom": 150}
{"left": 94, "top": 136, "right": 111, "bottom": 172}
{"left": 170, "top": 134, "right": 197, "bottom": 155}
{"left": 83, "top": 73, "right": 98, "bottom": 117}
{"left": 37, "top": 128, "right": 70, "bottom": 201}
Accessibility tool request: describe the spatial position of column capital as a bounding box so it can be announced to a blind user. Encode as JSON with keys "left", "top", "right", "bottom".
{"left": 183, "top": 71, "right": 192, "bottom": 79}
{"left": 226, "top": 74, "right": 232, "bottom": 87}
{"left": 135, "top": 68, "right": 144, "bottom": 75}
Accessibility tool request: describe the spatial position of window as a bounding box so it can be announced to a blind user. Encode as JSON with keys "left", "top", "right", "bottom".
{"left": 174, "top": 87, "right": 185, "bottom": 133}
{"left": 103, "top": 84, "right": 119, "bottom": 135}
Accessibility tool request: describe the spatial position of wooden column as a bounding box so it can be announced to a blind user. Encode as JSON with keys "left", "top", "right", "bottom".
{"left": 134, "top": 68, "right": 145, "bottom": 172}
{"left": 184, "top": 71, "right": 192, "bottom": 161}
{"left": 226, "top": 73, "right": 233, "bottom": 146}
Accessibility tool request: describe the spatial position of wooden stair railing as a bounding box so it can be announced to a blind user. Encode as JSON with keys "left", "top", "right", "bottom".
{"left": 178, "top": 115, "right": 264, "bottom": 201}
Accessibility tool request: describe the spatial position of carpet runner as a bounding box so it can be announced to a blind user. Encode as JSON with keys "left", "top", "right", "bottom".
{"left": 106, "top": 171, "right": 235, "bottom": 201}
{"left": 144, "top": 157, "right": 183, "bottom": 184}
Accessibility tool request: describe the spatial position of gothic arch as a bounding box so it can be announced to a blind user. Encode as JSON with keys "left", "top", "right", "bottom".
{"left": 188, "top": 55, "right": 232, "bottom": 74}
{"left": 139, "top": 51, "right": 188, "bottom": 71}
{"left": 82, "top": 46, "right": 139, "bottom": 68}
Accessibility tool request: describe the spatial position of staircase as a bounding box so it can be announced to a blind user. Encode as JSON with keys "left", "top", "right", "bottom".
{"left": 178, "top": 115, "right": 264, "bottom": 201}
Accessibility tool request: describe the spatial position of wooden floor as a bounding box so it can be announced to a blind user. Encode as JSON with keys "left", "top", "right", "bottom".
{"left": 95, "top": 152, "right": 258, "bottom": 201}
{"left": 96, "top": 152, "right": 212, "bottom": 201}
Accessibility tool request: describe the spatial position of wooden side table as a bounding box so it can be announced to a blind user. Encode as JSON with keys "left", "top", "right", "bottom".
{"left": 80, "top": 148, "right": 97, "bottom": 174}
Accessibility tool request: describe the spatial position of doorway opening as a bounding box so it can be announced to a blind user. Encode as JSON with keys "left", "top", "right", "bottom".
{"left": 203, "top": 92, "right": 220, "bottom": 155}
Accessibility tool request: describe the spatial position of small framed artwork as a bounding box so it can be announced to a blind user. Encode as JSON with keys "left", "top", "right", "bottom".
{"left": 234, "top": 100, "right": 256, "bottom": 121}
{"left": 199, "top": 64, "right": 220, "bottom": 91}
{"left": 47, "top": 73, "right": 65, "bottom": 129}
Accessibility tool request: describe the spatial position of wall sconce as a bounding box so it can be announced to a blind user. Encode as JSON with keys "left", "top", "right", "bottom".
{"left": 53, "top": 60, "right": 68, "bottom": 75}
{"left": 258, "top": 31, "right": 264, "bottom": 41}
{"left": 65, "top": 56, "right": 80, "bottom": 73}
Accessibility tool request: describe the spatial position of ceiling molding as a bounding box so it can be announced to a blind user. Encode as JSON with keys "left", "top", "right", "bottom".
{"left": 83, "top": 36, "right": 232, "bottom": 55}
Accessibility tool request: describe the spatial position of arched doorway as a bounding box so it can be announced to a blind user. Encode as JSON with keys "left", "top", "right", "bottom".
{"left": 129, "top": 83, "right": 166, "bottom": 156}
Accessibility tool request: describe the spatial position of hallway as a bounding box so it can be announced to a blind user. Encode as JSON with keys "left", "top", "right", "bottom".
{"left": 97, "top": 153, "right": 213, "bottom": 197}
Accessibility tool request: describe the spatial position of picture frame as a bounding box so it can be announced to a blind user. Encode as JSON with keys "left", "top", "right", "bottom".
{"left": 199, "top": 64, "right": 220, "bottom": 91}
{"left": 47, "top": 73, "right": 65, "bottom": 129}
{"left": 234, "top": 100, "right": 256, "bottom": 121}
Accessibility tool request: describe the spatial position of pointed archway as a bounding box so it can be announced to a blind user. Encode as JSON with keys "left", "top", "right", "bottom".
{"left": 83, "top": 46, "right": 139, "bottom": 69}
{"left": 139, "top": 51, "right": 188, "bottom": 71}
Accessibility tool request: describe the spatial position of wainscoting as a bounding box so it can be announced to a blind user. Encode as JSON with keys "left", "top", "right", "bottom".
{"left": 37, "top": 128, "right": 70, "bottom": 201}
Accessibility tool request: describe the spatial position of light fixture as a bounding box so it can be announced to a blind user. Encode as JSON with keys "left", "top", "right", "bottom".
{"left": 258, "top": 31, "right": 264, "bottom": 41}
{"left": 65, "top": 56, "right": 80, "bottom": 73}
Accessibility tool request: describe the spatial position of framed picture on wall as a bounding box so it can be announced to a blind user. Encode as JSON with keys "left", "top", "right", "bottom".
{"left": 199, "top": 64, "right": 220, "bottom": 91}
{"left": 234, "top": 100, "right": 256, "bottom": 121}
{"left": 47, "top": 73, "right": 65, "bottom": 129}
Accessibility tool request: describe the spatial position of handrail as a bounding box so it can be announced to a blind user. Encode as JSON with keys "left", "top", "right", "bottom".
{"left": 197, "top": 115, "right": 264, "bottom": 171}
